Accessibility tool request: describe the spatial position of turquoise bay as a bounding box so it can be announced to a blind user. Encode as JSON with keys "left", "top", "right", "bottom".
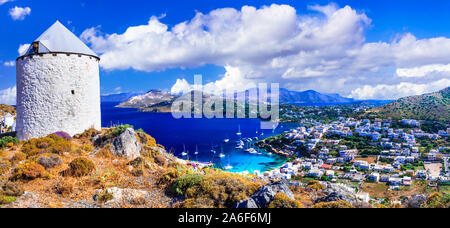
{"left": 101, "top": 102, "right": 299, "bottom": 173}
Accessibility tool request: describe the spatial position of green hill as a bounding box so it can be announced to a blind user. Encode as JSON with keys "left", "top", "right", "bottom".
{"left": 364, "top": 87, "right": 449, "bottom": 121}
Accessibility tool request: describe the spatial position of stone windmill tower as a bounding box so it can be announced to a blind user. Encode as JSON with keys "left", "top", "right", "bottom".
{"left": 16, "top": 21, "right": 101, "bottom": 140}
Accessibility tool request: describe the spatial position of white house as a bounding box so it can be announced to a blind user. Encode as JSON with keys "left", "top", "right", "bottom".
{"left": 3, "top": 113, "right": 14, "bottom": 127}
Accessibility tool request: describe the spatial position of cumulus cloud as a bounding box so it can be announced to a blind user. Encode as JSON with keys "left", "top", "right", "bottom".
{"left": 396, "top": 64, "right": 450, "bottom": 77}
{"left": 0, "top": 86, "right": 16, "bottom": 105}
{"left": 18, "top": 44, "right": 30, "bottom": 56}
{"left": 9, "top": 6, "right": 31, "bottom": 21}
{"left": 81, "top": 4, "right": 450, "bottom": 99}
{"left": 349, "top": 78, "right": 450, "bottom": 100}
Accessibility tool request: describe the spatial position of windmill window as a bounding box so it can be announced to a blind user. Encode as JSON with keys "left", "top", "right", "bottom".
{"left": 32, "top": 42, "right": 39, "bottom": 54}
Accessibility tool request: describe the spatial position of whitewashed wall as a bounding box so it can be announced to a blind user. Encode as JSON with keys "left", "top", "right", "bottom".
{"left": 16, "top": 54, "right": 101, "bottom": 140}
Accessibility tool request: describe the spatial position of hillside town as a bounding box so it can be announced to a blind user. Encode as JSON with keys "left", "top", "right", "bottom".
{"left": 254, "top": 111, "right": 449, "bottom": 204}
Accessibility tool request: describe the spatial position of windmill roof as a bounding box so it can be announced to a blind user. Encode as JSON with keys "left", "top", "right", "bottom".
{"left": 20, "top": 21, "right": 98, "bottom": 58}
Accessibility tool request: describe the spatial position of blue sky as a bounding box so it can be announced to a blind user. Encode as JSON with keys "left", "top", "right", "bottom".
{"left": 1, "top": 0, "right": 450, "bottom": 104}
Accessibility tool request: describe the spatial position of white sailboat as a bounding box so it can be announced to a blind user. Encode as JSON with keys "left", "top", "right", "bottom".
{"left": 224, "top": 139, "right": 230, "bottom": 143}
{"left": 236, "top": 125, "right": 242, "bottom": 136}
{"left": 181, "top": 144, "right": 188, "bottom": 156}
{"left": 218, "top": 146, "right": 225, "bottom": 158}
{"left": 194, "top": 145, "right": 199, "bottom": 155}
{"left": 224, "top": 155, "right": 233, "bottom": 170}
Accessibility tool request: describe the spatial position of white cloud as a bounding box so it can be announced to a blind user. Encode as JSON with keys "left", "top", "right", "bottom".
{"left": 396, "top": 64, "right": 450, "bottom": 77}
{"left": 18, "top": 44, "right": 30, "bottom": 56}
{"left": 81, "top": 4, "right": 450, "bottom": 99}
{"left": 349, "top": 78, "right": 450, "bottom": 100}
{"left": 0, "top": 0, "right": 14, "bottom": 5}
{"left": 9, "top": 6, "right": 31, "bottom": 21}
{"left": 0, "top": 86, "right": 16, "bottom": 105}
{"left": 3, "top": 61, "right": 15, "bottom": 67}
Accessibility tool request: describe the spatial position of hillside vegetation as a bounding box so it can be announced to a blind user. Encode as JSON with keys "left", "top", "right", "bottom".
{"left": 364, "top": 87, "right": 449, "bottom": 121}
{"left": 0, "top": 105, "right": 16, "bottom": 118}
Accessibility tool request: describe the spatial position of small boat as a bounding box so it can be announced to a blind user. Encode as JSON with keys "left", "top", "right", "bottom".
{"left": 235, "top": 145, "right": 244, "bottom": 150}
{"left": 181, "top": 144, "right": 188, "bottom": 156}
{"left": 218, "top": 146, "right": 225, "bottom": 158}
{"left": 224, "top": 154, "right": 233, "bottom": 170}
{"left": 194, "top": 145, "right": 199, "bottom": 155}
{"left": 224, "top": 139, "right": 230, "bottom": 143}
{"left": 236, "top": 125, "right": 242, "bottom": 136}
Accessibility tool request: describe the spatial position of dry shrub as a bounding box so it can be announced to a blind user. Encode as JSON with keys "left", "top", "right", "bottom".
{"left": 75, "top": 128, "right": 101, "bottom": 140}
{"left": 422, "top": 192, "right": 449, "bottom": 208}
{"left": 36, "top": 154, "right": 63, "bottom": 169}
{"left": 66, "top": 157, "right": 95, "bottom": 177}
{"left": 0, "top": 160, "right": 11, "bottom": 175}
{"left": 53, "top": 178, "right": 75, "bottom": 197}
{"left": 136, "top": 131, "right": 157, "bottom": 147}
{"left": 21, "top": 135, "right": 76, "bottom": 157}
{"left": 10, "top": 152, "right": 26, "bottom": 164}
{"left": 11, "top": 162, "right": 46, "bottom": 180}
{"left": 96, "top": 190, "right": 114, "bottom": 203}
{"left": 0, "top": 181, "right": 24, "bottom": 197}
{"left": 183, "top": 172, "right": 261, "bottom": 208}
{"left": 96, "top": 148, "right": 113, "bottom": 158}
{"left": 268, "top": 193, "right": 303, "bottom": 208}
{"left": 159, "top": 167, "right": 184, "bottom": 185}
{"left": 312, "top": 200, "right": 354, "bottom": 208}
{"left": 307, "top": 180, "right": 325, "bottom": 191}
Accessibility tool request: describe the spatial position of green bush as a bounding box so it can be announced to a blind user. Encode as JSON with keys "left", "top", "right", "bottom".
{"left": 0, "top": 195, "right": 16, "bottom": 205}
{"left": 111, "top": 124, "right": 134, "bottom": 137}
{"left": 170, "top": 174, "right": 204, "bottom": 196}
{"left": 0, "top": 136, "right": 20, "bottom": 149}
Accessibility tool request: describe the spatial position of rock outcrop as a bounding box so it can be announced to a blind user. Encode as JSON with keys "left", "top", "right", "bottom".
{"left": 234, "top": 179, "right": 294, "bottom": 208}
{"left": 314, "top": 182, "right": 364, "bottom": 206}
{"left": 402, "top": 194, "right": 427, "bottom": 208}
{"left": 110, "top": 128, "right": 141, "bottom": 159}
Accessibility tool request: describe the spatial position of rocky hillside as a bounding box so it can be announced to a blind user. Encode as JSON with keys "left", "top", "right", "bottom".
{"left": 364, "top": 87, "right": 450, "bottom": 121}
{"left": 0, "top": 104, "right": 16, "bottom": 118}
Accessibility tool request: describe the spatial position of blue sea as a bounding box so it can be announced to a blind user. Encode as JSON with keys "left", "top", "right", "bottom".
{"left": 101, "top": 102, "right": 300, "bottom": 173}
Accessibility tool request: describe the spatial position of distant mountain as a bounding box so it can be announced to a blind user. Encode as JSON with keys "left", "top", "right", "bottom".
{"left": 364, "top": 87, "right": 450, "bottom": 121}
{"left": 117, "top": 90, "right": 177, "bottom": 109}
{"left": 101, "top": 92, "right": 144, "bottom": 103}
{"left": 279, "top": 88, "right": 354, "bottom": 104}
{"left": 116, "top": 88, "right": 358, "bottom": 114}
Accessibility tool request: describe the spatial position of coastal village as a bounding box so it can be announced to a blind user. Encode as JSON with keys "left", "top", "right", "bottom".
{"left": 251, "top": 108, "right": 449, "bottom": 205}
